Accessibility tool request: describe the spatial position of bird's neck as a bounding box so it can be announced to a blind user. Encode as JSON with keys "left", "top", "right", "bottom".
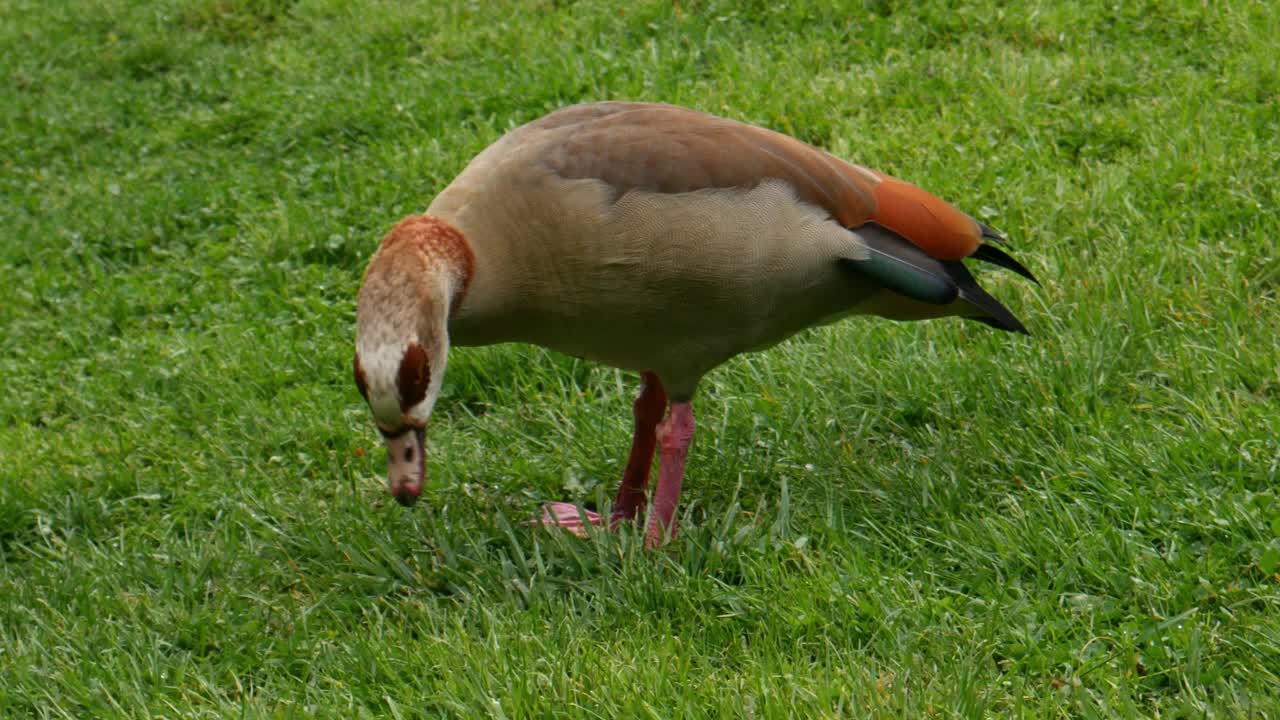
{"left": 392, "top": 215, "right": 474, "bottom": 312}
{"left": 356, "top": 215, "right": 475, "bottom": 355}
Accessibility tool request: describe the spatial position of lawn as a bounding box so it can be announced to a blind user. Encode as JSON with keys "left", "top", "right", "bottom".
{"left": 2, "top": 0, "right": 1278, "bottom": 716}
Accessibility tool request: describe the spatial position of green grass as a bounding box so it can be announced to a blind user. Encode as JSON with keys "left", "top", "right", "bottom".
{"left": 2, "top": 0, "right": 1278, "bottom": 716}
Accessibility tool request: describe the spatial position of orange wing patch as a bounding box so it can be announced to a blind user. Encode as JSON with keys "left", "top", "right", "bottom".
{"left": 866, "top": 172, "right": 981, "bottom": 261}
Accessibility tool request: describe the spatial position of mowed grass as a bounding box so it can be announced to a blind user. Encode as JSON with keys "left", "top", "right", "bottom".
{"left": 2, "top": 0, "right": 1278, "bottom": 716}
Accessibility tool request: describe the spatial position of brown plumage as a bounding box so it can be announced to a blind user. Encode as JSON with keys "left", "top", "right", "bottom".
{"left": 354, "top": 102, "right": 1038, "bottom": 544}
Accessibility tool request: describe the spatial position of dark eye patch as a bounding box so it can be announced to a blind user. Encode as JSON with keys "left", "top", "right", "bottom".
{"left": 397, "top": 341, "right": 430, "bottom": 412}
{"left": 353, "top": 352, "right": 370, "bottom": 401}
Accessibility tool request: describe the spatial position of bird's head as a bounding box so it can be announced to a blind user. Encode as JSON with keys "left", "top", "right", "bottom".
{"left": 353, "top": 215, "right": 472, "bottom": 506}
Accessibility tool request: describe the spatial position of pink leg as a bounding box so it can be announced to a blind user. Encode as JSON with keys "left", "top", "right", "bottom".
{"left": 645, "top": 401, "right": 695, "bottom": 547}
{"left": 611, "top": 372, "right": 668, "bottom": 525}
{"left": 541, "top": 372, "right": 667, "bottom": 537}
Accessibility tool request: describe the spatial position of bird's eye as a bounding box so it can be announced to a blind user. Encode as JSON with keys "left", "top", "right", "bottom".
{"left": 403, "top": 446, "right": 414, "bottom": 462}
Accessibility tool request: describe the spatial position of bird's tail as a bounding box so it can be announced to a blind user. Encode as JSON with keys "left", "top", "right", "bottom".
{"left": 843, "top": 222, "right": 1036, "bottom": 334}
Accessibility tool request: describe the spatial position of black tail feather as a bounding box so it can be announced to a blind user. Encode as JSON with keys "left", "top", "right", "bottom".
{"left": 966, "top": 316, "right": 1009, "bottom": 331}
{"left": 970, "top": 243, "right": 1040, "bottom": 285}
{"left": 944, "top": 261, "right": 1030, "bottom": 335}
{"left": 845, "top": 222, "right": 1033, "bottom": 335}
{"left": 978, "top": 222, "right": 1006, "bottom": 244}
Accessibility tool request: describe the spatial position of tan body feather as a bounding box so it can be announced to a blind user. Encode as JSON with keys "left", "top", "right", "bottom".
{"left": 439, "top": 178, "right": 875, "bottom": 399}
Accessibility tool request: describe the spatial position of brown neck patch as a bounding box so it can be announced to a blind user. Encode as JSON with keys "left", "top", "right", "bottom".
{"left": 378, "top": 215, "right": 475, "bottom": 306}
{"left": 397, "top": 341, "right": 431, "bottom": 412}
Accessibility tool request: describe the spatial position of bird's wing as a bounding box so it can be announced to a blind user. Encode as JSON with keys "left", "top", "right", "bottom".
{"left": 536, "top": 102, "right": 984, "bottom": 261}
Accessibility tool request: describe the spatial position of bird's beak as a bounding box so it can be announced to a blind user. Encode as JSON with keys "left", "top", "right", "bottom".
{"left": 384, "top": 426, "right": 426, "bottom": 506}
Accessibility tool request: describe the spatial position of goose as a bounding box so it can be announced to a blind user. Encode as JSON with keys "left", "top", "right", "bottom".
{"left": 353, "top": 102, "right": 1037, "bottom": 547}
